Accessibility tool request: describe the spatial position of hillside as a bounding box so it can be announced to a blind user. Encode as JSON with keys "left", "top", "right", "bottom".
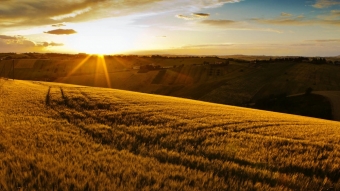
{"left": 1, "top": 79, "right": 340, "bottom": 190}
{"left": 1, "top": 56, "right": 340, "bottom": 108}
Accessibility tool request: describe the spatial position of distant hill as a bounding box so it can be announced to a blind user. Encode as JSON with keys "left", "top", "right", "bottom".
{"left": 1, "top": 55, "right": 340, "bottom": 108}
{"left": 0, "top": 79, "right": 340, "bottom": 190}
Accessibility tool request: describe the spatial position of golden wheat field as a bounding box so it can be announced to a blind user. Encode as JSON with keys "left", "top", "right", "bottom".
{"left": 1, "top": 79, "right": 340, "bottom": 190}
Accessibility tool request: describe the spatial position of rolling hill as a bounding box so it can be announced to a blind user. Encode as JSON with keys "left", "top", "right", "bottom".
{"left": 1, "top": 79, "right": 340, "bottom": 190}
{"left": 1, "top": 56, "right": 340, "bottom": 108}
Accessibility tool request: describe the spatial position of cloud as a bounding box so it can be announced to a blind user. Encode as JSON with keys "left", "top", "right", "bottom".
{"left": 0, "top": 35, "right": 17, "bottom": 40}
{"left": 49, "top": 42, "right": 64, "bottom": 46}
{"left": 52, "top": 23, "right": 66, "bottom": 27}
{"left": 51, "top": 7, "right": 92, "bottom": 21}
{"left": 200, "top": 19, "right": 239, "bottom": 26}
{"left": 332, "top": 10, "right": 340, "bottom": 16}
{"left": 193, "top": 13, "right": 210, "bottom": 18}
{"left": 253, "top": 12, "right": 340, "bottom": 26}
{"left": 40, "top": 42, "right": 64, "bottom": 47}
{"left": 191, "top": 0, "right": 242, "bottom": 8}
{"left": 176, "top": 13, "right": 210, "bottom": 20}
{"left": 252, "top": 17, "right": 308, "bottom": 26}
{"left": 318, "top": 10, "right": 340, "bottom": 19}
{"left": 281, "top": 12, "right": 292, "bottom": 17}
{"left": 0, "top": 34, "right": 64, "bottom": 52}
{"left": 313, "top": 0, "right": 340, "bottom": 8}
{"left": 181, "top": 43, "right": 234, "bottom": 49}
{"left": 44, "top": 29, "right": 77, "bottom": 35}
{"left": 199, "top": 19, "right": 283, "bottom": 33}
{"left": 0, "top": 0, "right": 157, "bottom": 27}
{"left": 0, "top": 42, "right": 39, "bottom": 53}
{"left": 0, "top": 35, "right": 41, "bottom": 52}
{"left": 252, "top": 14, "right": 306, "bottom": 26}
{"left": 0, "top": 35, "right": 28, "bottom": 44}
{"left": 176, "top": 14, "right": 193, "bottom": 20}
{"left": 306, "top": 39, "right": 340, "bottom": 43}
{"left": 0, "top": 0, "right": 242, "bottom": 28}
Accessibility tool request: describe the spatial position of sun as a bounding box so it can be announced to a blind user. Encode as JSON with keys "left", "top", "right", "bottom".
{"left": 68, "top": 35, "right": 125, "bottom": 55}
{"left": 96, "top": 54, "right": 104, "bottom": 57}
{"left": 76, "top": 39, "right": 116, "bottom": 55}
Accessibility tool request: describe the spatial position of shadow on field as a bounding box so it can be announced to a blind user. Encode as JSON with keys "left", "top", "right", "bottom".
{"left": 251, "top": 93, "right": 333, "bottom": 120}
{"left": 45, "top": 87, "right": 51, "bottom": 106}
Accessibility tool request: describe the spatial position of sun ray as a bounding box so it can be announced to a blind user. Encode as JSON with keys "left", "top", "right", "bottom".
{"left": 97, "top": 54, "right": 112, "bottom": 88}
{"left": 94, "top": 55, "right": 101, "bottom": 86}
{"left": 112, "top": 56, "right": 129, "bottom": 68}
{"left": 65, "top": 54, "right": 92, "bottom": 79}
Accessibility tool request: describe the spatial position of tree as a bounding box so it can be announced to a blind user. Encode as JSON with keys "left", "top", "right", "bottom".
{"left": 305, "top": 87, "right": 313, "bottom": 95}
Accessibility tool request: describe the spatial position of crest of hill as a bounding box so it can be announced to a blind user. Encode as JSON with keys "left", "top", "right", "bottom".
{"left": 1, "top": 79, "right": 339, "bottom": 129}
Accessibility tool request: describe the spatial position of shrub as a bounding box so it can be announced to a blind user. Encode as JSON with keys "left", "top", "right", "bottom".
{"left": 305, "top": 87, "right": 313, "bottom": 95}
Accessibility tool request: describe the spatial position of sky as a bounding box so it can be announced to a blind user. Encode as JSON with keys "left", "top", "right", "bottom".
{"left": 0, "top": 0, "right": 340, "bottom": 56}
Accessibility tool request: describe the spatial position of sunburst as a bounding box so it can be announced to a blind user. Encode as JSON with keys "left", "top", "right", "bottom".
{"left": 96, "top": 54, "right": 111, "bottom": 88}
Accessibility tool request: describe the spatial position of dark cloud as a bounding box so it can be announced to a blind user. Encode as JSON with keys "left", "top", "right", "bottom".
{"left": 176, "top": 12, "right": 210, "bottom": 20}
{"left": 52, "top": 23, "right": 66, "bottom": 27}
{"left": 44, "top": 29, "right": 77, "bottom": 35}
{"left": 193, "top": 13, "right": 210, "bottom": 17}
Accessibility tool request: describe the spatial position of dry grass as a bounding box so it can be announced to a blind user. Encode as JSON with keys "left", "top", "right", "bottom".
{"left": 1, "top": 79, "right": 340, "bottom": 190}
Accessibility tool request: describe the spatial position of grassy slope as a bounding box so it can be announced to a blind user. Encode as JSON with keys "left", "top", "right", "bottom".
{"left": 1, "top": 79, "right": 340, "bottom": 190}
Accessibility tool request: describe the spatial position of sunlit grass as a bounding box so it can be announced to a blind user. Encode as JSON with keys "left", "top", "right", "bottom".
{"left": 0, "top": 79, "right": 340, "bottom": 190}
